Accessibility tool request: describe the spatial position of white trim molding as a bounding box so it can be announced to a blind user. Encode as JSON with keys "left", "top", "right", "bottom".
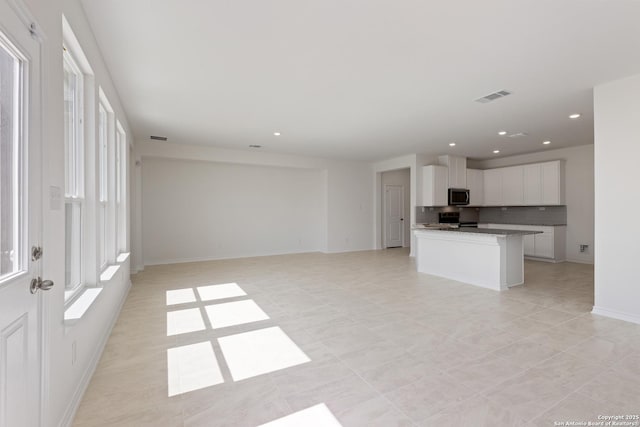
{"left": 591, "top": 306, "right": 640, "bottom": 325}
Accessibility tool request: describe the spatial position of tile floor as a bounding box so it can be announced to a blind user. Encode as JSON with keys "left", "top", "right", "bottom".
{"left": 73, "top": 249, "right": 640, "bottom": 427}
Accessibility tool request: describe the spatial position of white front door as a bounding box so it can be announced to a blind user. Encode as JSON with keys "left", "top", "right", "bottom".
{"left": 0, "top": 1, "right": 45, "bottom": 426}
{"left": 384, "top": 185, "right": 404, "bottom": 248}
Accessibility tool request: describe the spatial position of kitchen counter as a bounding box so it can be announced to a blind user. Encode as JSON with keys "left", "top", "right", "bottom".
{"left": 414, "top": 227, "right": 541, "bottom": 236}
{"left": 414, "top": 228, "right": 535, "bottom": 291}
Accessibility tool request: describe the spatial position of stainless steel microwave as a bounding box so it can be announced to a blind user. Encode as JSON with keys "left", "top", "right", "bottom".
{"left": 448, "top": 188, "right": 470, "bottom": 205}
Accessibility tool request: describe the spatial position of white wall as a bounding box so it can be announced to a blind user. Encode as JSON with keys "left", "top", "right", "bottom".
{"left": 134, "top": 140, "right": 374, "bottom": 263}
{"left": 142, "top": 158, "right": 323, "bottom": 264}
{"left": 592, "top": 73, "right": 640, "bottom": 324}
{"left": 471, "top": 145, "right": 594, "bottom": 264}
{"left": 21, "top": 0, "right": 134, "bottom": 425}
{"left": 381, "top": 169, "right": 411, "bottom": 247}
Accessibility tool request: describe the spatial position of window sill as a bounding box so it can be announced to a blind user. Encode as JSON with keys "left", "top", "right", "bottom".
{"left": 116, "top": 252, "right": 130, "bottom": 263}
{"left": 64, "top": 287, "right": 103, "bottom": 326}
{"left": 100, "top": 264, "right": 120, "bottom": 282}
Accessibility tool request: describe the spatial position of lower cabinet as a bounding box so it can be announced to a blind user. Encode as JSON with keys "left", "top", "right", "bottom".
{"left": 479, "top": 223, "right": 566, "bottom": 262}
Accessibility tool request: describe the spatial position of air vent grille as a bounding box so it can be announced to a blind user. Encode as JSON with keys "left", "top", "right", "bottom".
{"left": 507, "top": 132, "right": 528, "bottom": 138}
{"left": 150, "top": 135, "right": 167, "bottom": 141}
{"left": 474, "top": 90, "right": 512, "bottom": 104}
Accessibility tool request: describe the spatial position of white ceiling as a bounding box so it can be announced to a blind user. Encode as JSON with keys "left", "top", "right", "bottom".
{"left": 80, "top": 0, "right": 640, "bottom": 161}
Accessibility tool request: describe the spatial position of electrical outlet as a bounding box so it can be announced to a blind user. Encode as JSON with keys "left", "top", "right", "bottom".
{"left": 71, "top": 341, "right": 77, "bottom": 366}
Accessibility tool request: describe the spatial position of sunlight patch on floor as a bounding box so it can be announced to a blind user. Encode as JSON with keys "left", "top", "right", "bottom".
{"left": 166, "top": 308, "right": 206, "bottom": 336}
{"left": 258, "top": 403, "right": 342, "bottom": 427}
{"left": 166, "top": 288, "right": 197, "bottom": 306}
{"left": 197, "top": 283, "right": 247, "bottom": 301}
{"left": 218, "top": 326, "right": 310, "bottom": 381}
{"left": 205, "top": 299, "right": 270, "bottom": 329}
{"left": 167, "top": 341, "right": 223, "bottom": 396}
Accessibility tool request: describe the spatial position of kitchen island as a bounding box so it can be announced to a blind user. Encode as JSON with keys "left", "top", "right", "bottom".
{"left": 414, "top": 227, "right": 541, "bottom": 291}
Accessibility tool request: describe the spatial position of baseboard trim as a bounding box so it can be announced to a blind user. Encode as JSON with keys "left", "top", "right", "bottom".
{"left": 144, "top": 250, "right": 326, "bottom": 266}
{"left": 591, "top": 305, "right": 640, "bottom": 325}
{"left": 565, "top": 258, "right": 595, "bottom": 265}
{"left": 58, "top": 279, "right": 132, "bottom": 427}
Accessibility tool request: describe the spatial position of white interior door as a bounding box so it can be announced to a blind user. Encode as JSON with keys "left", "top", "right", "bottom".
{"left": 384, "top": 185, "right": 404, "bottom": 248}
{"left": 0, "top": 2, "right": 44, "bottom": 426}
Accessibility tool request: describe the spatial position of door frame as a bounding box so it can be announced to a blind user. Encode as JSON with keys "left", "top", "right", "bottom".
{"left": 382, "top": 184, "right": 405, "bottom": 248}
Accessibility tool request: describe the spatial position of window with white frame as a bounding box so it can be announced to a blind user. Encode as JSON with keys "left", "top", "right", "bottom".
{"left": 63, "top": 46, "right": 84, "bottom": 294}
{"left": 98, "top": 103, "right": 108, "bottom": 271}
{"left": 116, "top": 123, "right": 126, "bottom": 254}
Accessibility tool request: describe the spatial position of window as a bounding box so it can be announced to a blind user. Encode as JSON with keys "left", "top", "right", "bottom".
{"left": 98, "top": 103, "right": 108, "bottom": 271}
{"left": 0, "top": 35, "right": 24, "bottom": 281}
{"left": 63, "top": 47, "right": 84, "bottom": 295}
{"left": 115, "top": 123, "right": 126, "bottom": 254}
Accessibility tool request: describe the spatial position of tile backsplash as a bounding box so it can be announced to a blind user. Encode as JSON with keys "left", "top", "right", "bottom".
{"left": 478, "top": 206, "right": 567, "bottom": 225}
{"left": 415, "top": 205, "right": 567, "bottom": 226}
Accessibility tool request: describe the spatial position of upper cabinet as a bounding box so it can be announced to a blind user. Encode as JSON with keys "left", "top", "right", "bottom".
{"left": 524, "top": 161, "right": 564, "bottom": 205}
{"left": 466, "top": 169, "right": 484, "bottom": 206}
{"left": 502, "top": 166, "right": 525, "bottom": 205}
{"left": 482, "top": 160, "right": 564, "bottom": 206}
{"left": 439, "top": 155, "right": 467, "bottom": 188}
{"left": 483, "top": 168, "right": 503, "bottom": 205}
{"left": 422, "top": 165, "right": 448, "bottom": 206}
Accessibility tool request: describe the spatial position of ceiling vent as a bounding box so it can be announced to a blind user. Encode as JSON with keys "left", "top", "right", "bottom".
{"left": 474, "top": 90, "right": 512, "bottom": 104}
{"left": 150, "top": 135, "right": 168, "bottom": 141}
{"left": 507, "top": 132, "right": 528, "bottom": 138}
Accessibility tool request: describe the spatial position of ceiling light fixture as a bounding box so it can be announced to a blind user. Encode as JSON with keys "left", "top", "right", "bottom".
{"left": 498, "top": 131, "right": 507, "bottom": 136}
{"left": 569, "top": 113, "right": 581, "bottom": 119}
{"left": 449, "top": 142, "right": 456, "bottom": 147}
{"left": 493, "top": 150, "right": 500, "bottom": 154}
{"left": 273, "top": 132, "right": 281, "bottom": 136}
{"left": 543, "top": 140, "right": 551, "bottom": 145}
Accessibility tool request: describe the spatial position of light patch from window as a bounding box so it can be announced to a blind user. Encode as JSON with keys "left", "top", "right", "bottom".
{"left": 258, "top": 403, "right": 342, "bottom": 427}
{"left": 205, "top": 300, "right": 269, "bottom": 329}
{"left": 167, "top": 308, "right": 205, "bottom": 336}
{"left": 166, "top": 288, "right": 196, "bottom": 306}
{"left": 218, "top": 327, "right": 310, "bottom": 381}
{"left": 99, "top": 265, "right": 120, "bottom": 282}
{"left": 167, "top": 341, "right": 223, "bottom": 396}
{"left": 116, "top": 252, "right": 130, "bottom": 263}
{"left": 197, "top": 283, "right": 246, "bottom": 301}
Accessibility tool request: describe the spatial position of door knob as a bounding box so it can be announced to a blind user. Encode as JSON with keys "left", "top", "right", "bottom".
{"left": 30, "top": 276, "right": 54, "bottom": 294}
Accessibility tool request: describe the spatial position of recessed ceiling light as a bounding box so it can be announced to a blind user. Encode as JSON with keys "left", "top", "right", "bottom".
{"left": 273, "top": 132, "right": 281, "bottom": 136}
{"left": 543, "top": 140, "right": 551, "bottom": 145}
{"left": 498, "top": 131, "right": 507, "bottom": 136}
{"left": 449, "top": 142, "right": 456, "bottom": 147}
{"left": 569, "top": 113, "right": 581, "bottom": 119}
{"left": 493, "top": 150, "right": 500, "bottom": 154}
{"left": 249, "top": 144, "right": 262, "bottom": 148}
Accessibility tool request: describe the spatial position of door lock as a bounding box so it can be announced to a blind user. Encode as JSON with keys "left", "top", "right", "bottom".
{"left": 31, "top": 246, "right": 43, "bottom": 261}
{"left": 30, "top": 276, "right": 54, "bottom": 294}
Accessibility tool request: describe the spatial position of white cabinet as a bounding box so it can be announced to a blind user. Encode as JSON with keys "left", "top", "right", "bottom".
{"left": 466, "top": 169, "right": 484, "bottom": 206}
{"left": 502, "top": 166, "right": 524, "bottom": 205}
{"left": 484, "top": 223, "right": 566, "bottom": 262}
{"left": 439, "top": 155, "right": 467, "bottom": 188}
{"left": 483, "top": 169, "right": 503, "bottom": 205}
{"left": 523, "top": 164, "right": 543, "bottom": 205}
{"left": 541, "top": 161, "right": 563, "bottom": 204}
{"left": 523, "top": 234, "right": 535, "bottom": 256}
{"left": 482, "top": 160, "right": 563, "bottom": 206}
{"left": 422, "top": 165, "right": 448, "bottom": 206}
{"left": 523, "top": 161, "right": 564, "bottom": 205}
